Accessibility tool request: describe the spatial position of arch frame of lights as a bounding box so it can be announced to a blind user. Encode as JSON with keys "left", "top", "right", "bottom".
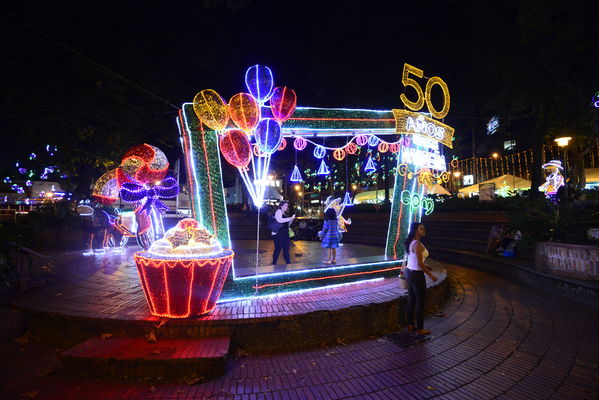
{"left": 178, "top": 64, "right": 455, "bottom": 300}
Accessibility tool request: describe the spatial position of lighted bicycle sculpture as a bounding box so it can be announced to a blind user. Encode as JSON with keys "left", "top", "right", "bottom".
{"left": 92, "top": 144, "right": 179, "bottom": 250}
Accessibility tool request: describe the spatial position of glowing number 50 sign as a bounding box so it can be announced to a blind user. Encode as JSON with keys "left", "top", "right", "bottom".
{"left": 400, "top": 64, "right": 450, "bottom": 120}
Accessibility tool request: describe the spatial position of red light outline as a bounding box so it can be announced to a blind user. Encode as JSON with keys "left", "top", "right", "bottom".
{"left": 134, "top": 252, "right": 233, "bottom": 318}
{"left": 252, "top": 266, "right": 401, "bottom": 290}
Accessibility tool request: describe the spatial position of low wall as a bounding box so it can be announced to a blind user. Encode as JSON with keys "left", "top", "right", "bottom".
{"left": 536, "top": 242, "right": 599, "bottom": 281}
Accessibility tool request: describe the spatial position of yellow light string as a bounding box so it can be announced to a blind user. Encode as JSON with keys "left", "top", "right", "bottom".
{"left": 541, "top": 144, "right": 546, "bottom": 164}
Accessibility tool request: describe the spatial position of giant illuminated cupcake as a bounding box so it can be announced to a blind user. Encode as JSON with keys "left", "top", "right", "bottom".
{"left": 133, "top": 218, "right": 234, "bottom": 318}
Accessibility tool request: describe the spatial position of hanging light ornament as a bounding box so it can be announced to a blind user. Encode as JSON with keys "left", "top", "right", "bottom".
{"left": 278, "top": 138, "right": 287, "bottom": 151}
{"left": 356, "top": 135, "right": 368, "bottom": 146}
{"left": 345, "top": 142, "right": 358, "bottom": 155}
{"left": 368, "top": 135, "right": 380, "bottom": 147}
{"left": 365, "top": 156, "right": 376, "bottom": 172}
{"left": 389, "top": 143, "right": 400, "bottom": 153}
{"left": 313, "top": 145, "right": 326, "bottom": 159}
{"left": 342, "top": 192, "right": 353, "bottom": 207}
{"left": 378, "top": 142, "right": 389, "bottom": 153}
{"left": 294, "top": 137, "right": 307, "bottom": 151}
{"left": 333, "top": 148, "right": 346, "bottom": 161}
{"left": 253, "top": 144, "right": 266, "bottom": 157}
{"left": 317, "top": 160, "right": 330, "bottom": 175}
{"left": 290, "top": 165, "right": 303, "bottom": 182}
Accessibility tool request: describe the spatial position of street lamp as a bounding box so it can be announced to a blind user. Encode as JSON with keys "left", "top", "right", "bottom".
{"left": 452, "top": 171, "right": 462, "bottom": 192}
{"left": 492, "top": 152, "right": 499, "bottom": 159}
{"left": 554, "top": 136, "right": 572, "bottom": 197}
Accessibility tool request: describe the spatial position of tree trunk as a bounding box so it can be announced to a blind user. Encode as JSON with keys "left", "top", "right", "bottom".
{"left": 530, "top": 136, "right": 544, "bottom": 197}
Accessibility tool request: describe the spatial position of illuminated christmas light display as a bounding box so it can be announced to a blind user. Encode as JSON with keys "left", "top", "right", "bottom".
{"left": 290, "top": 165, "right": 303, "bottom": 182}
{"left": 313, "top": 145, "right": 326, "bottom": 159}
{"left": 92, "top": 169, "right": 120, "bottom": 204}
{"left": 367, "top": 135, "right": 380, "bottom": 147}
{"left": 192, "top": 89, "right": 230, "bottom": 131}
{"left": 134, "top": 218, "right": 234, "bottom": 317}
{"left": 270, "top": 86, "right": 297, "bottom": 122}
{"left": 356, "top": 135, "right": 368, "bottom": 146}
{"left": 178, "top": 63, "right": 454, "bottom": 299}
{"left": 342, "top": 191, "right": 353, "bottom": 207}
{"left": 364, "top": 155, "right": 376, "bottom": 172}
{"left": 317, "top": 160, "right": 330, "bottom": 175}
{"left": 228, "top": 92, "right": 260, "bottom": 132}
{"left": 539, "top": 159, "right": 564, "bottom": 203}
{"left": 294, "top": 137, "right": 307, "bottom": 150}
{"left": 4, "top": 145, "right": 66, "bottom": 200}
{"left": 219, "top": 129, "right": 252, "bottom": 168}
{"left": 245, "top": 64, "right": 274, "bottom": 104}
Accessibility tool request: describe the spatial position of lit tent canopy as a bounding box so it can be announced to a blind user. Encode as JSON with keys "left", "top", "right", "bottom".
{"left": 354, "top": 184, "right": 450, "bottom": 204}
{"left": 459, "top": 174, "right": 531, "bottom": 195}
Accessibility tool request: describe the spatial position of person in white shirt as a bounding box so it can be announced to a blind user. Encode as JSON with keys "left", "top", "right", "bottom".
{"left": 403, "top": 222, "right": 437, "bottom": 336}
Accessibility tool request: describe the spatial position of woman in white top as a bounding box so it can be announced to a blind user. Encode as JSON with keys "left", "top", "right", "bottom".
{"left": 404, "top": 222, "right": 437, "bottom": 335}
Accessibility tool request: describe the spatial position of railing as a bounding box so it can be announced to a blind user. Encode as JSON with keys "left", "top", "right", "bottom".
{"left": 5, "top": 241, "right": 53, "bottom": 290}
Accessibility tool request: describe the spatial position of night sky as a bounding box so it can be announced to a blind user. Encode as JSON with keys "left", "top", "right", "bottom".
{"left": 1, "top": 0, "right": 597, "bottom": 186}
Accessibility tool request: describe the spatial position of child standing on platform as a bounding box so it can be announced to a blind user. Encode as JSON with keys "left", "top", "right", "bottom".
{"left": 321, "top": 207, "right": 340, "bottom": 264}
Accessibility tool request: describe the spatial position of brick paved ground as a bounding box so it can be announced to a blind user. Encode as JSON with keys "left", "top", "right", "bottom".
{"left": 3, "top": 264, "right": 598, "bottom": 399}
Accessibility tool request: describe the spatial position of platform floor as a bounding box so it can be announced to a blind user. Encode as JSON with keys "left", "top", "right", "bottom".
{"left": 232, "top": 239, "right": 387, "bottom": 276}
{"left": 11, "top": 241, "right": 426, "bottom": 322}
{"left": 3, "top": 264, "right": 599, "bottom": 399}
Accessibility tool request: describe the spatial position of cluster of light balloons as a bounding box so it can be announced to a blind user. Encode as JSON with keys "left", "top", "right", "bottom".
{"left": 192, "top": 65, "right": 297, "bottom": 169}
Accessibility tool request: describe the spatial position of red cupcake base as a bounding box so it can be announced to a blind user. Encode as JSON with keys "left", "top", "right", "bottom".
{"left": 134, "top": 250, "right": 233, "bottom": 318}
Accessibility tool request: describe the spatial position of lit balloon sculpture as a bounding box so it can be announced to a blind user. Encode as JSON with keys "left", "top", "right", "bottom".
{"left": 229, "top": 93, "right": 260, "bottom": 133}
{"left": 206, "top": 65, "right": 297, "bottom": 208}
{"left": 193, "top": 89, "right": 230, "bottom": 131}
{"left": 219, "top": 130, "right": 252, "bottom": 168}
{"left": 270, "top": 86, "right": 297, "bottom": 123}
{"left": 245, "top": 65, "right": 274, "bottom": 104}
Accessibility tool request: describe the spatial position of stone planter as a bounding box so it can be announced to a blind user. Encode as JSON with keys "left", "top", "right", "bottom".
{"left": 535, "top": 242, "right": 599, "bottom": 281}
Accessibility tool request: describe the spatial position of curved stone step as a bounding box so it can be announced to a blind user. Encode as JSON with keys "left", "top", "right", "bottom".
{"left": 61, "top": 336, "right": 230, "bottom": 382}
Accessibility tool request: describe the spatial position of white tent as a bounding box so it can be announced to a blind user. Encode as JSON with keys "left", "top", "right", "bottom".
{"left": 459, "top": 174, "right": 531, "bottom": 196}
{"left": 353, "top": 184, "right": 450, "bottom": 204}
{"left": 586, "top": 168, "right": 599, "bottom": 187}
{"left": 425, "top": 183, "right": 451, "bottom": 196}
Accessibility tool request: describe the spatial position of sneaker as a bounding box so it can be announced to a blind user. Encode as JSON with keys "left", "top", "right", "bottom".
{"left": 416, "top": 328, "right": 431, "bottom": 335}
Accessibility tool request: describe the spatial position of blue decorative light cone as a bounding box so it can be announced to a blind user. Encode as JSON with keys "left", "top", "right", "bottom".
{"left": 317, "top": 160, "right": 330, "bottom": 175}
{"left": 365, "top": 156, "right": 376, "bottom": 172}
{"left": 342, "top": 191, "right": 353, "bottom": 206}
{"left": 290, "top": 165, "right": 303, "bottom": 182}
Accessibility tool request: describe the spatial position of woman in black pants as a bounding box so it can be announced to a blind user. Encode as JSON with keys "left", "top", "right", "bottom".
{"left": 271, "top": 201, "right": 295, "bottom": 265}
{"left": 404, "top": 222, "right": 437, "bottom": 335}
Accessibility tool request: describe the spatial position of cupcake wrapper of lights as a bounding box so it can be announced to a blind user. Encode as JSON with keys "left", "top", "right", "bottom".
{"left": 134, "top": 250, "right": 234, "bottom": 318}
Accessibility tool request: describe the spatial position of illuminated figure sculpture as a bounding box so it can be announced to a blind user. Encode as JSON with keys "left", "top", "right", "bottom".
{"left": 324, "top": 196, "right": 352, "bottom": 233}
{"left": 539, "top": 159, "right": 564, "bottom": 203}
